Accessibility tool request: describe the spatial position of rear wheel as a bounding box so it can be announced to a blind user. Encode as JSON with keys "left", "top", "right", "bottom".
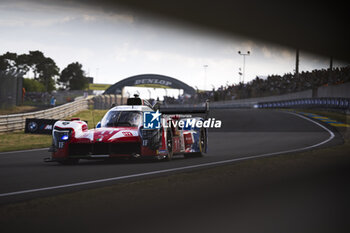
{"left": 198, "top": 128, "right": 206, "bottom": 155}
{"left": 165, "top": 129, "right": 173, "bottom": 161}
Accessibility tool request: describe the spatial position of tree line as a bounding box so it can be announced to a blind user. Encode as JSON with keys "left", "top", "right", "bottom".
{"left": 0, "top": 51, "right": 89, "bottom": 92}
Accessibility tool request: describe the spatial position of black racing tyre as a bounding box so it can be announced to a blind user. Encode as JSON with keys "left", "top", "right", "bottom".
{"left": 165, "top": 129, "right": 173, "bottom": 161}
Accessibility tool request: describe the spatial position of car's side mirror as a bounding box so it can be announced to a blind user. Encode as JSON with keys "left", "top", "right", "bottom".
{"left": 96, "top": 122, "right": 101, "bottom": 128}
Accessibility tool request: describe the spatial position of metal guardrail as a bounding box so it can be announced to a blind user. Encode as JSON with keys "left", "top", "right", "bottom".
{"left": 210, "top": 102, "right": 256, "bottom": 109}
{"left": 0, "top": 97, "right": 89, "bottom": 133}
{"left": 257, "top": 97, "right": 350, "bottom": 110}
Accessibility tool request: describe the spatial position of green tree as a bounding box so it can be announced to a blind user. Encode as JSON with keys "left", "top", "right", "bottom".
{"left": 0, "top": 52, "right": 31, "bottom": 74}
{"left": 25, "top": 51, "right": 59, "bottom": 92}
{"left": 16, "top": 54, "right": 31, "bottom": 74}
{"left": 0, "top": 51, "right": 59, "bottom": 92}
{"left": 23, "top": 78, "right": 45, "bottom": 92}
{"left": 27, "top": 50, "right": 45, "bottom": 79}
{"left": 36, "top": 57, "right": 59, "bottom": 92}
{"left": 58, "top": 62, "right": 88, "bottom": 90}
{"left": 0, "top": 52, "right": 18, "bottom": 72}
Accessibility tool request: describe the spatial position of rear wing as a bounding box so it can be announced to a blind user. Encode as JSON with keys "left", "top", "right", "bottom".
{"left": 159, "top": 100, "right": 209, "bottom": 119}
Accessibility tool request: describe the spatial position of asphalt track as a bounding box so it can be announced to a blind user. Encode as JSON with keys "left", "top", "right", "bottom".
{"left": 0, "top": 109, "right": 342, "bottom": 205}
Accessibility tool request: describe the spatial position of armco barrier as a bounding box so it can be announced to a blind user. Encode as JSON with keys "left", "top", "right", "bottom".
{"left": 0, "top": 97, "right": 89, "bottom": 133}
{"left": 257, "top": 97, "right": 350, "bottom": 111}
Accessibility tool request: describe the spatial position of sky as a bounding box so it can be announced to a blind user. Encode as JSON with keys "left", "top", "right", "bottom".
{"left": 0, "top": 0, "right": 348, "bottom": 92}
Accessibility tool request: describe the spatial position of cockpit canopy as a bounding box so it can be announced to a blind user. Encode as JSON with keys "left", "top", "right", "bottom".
{"left": 101, "top": 111, "right": 142, "bottom": 127}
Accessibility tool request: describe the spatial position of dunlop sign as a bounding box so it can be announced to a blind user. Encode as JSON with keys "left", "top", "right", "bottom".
{"left": 134, "top": 79, "right": 172, "bottom": 86}
{"left": 104, "top": 74, "right": 196, "bottom": 95}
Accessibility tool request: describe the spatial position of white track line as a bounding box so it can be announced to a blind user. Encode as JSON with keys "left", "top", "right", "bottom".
{"left": 0, "top": 112, "right": 335, "bottom": 198}
{"left": 0, "top": 147, "right": 49, "bottom": 155}
{"left": 285, "top": 111, "right": 335, "bottom": 147}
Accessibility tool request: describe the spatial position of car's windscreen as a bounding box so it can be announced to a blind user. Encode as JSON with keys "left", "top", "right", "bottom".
{"left": 101, "top": 111, "right": 142, "bottom": 127}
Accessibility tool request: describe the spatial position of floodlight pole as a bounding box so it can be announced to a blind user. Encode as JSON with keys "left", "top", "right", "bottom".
{"left": 295, "top": 49, "right": 299, "bottom": 79}
{"left": 238, "top": 51, "right": 250, "bottom": 84}
{"left": 203, "top": 64, "right": 208, "bottom": 90}
{"left": 329, "top": 56, "right": 333, "bottom": 83}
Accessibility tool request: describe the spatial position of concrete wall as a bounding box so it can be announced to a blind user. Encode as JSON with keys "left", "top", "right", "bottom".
{"left": 317, "top": 82, "right": 350, "bottom": 98}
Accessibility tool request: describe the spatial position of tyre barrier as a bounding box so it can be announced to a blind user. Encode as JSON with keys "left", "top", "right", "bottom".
{"left": 257, "top": 97, "right": 350, "bottom": 110}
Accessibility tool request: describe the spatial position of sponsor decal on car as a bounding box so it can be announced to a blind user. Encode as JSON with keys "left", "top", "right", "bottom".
{"left": 122, "top": 131, "right": 133, "bottom": 137}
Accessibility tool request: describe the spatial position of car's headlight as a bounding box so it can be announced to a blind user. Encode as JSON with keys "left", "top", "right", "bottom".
{"left": 61, "top": 134, "right": 69, "bottom": 141}
{"left": 53, "top": 130, "right": 71, "bottom": 148}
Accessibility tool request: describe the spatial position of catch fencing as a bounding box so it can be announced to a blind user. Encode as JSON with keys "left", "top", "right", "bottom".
{"left": 0, "top": 71, "right": 23, "bottom": 108}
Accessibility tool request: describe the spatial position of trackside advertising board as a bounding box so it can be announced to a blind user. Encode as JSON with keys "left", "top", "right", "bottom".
{"left": 25, "top": 118, "right": 58, "bottom": 134}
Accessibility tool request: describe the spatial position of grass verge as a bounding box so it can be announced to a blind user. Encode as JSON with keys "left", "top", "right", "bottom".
{"left": 70, "top": 109, "right": 108, "bottom": 129}
{"left": 0, "top": 132, "right": 52, "bottom": 152}
{"left": 0, "top": 106, "right": 41, "bottom": 115}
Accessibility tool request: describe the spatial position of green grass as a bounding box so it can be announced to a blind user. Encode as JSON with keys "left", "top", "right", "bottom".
{"left": 0, "top": 109, "right": 108, "bottom": 152}
{"left": 70, "top": 109, "right": 108, "bottom": 129}
{"left": 88, "top": 83, "right": 111, "bottom": 90}
{"left": 0, "top": 105, "right": 41, "bottom": 115}
{"left": 0, "top": 132, "right": 52, "bottom": 152}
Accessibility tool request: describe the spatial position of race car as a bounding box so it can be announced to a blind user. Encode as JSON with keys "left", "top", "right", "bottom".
{"left": 45, "top": 95, "right": 208, "bottom": 164}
